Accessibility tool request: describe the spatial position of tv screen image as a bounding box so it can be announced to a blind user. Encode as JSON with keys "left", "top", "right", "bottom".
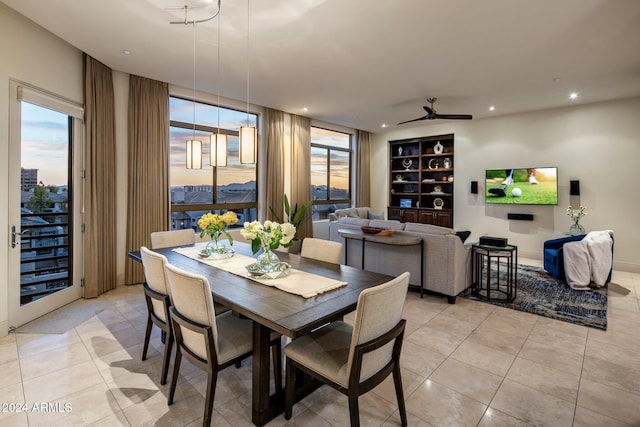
{"left": 485, "top": 167, "right": 558, "bottom": 205}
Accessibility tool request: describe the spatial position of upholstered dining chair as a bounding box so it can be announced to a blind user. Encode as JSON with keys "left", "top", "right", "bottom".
{"left": 150, "top": 229, "right": 195, "bottom": 249}
{"left": 284, "top": 271, "right": 410, "bottom": 427}
{"left": 163, "top": 263, "right": 283, "bottom": 427}
{"left": 300, "top": 237, "right": 343, "bottom": 265}
{"left": 139, "top": 246, "right": 173, "bottom": 385}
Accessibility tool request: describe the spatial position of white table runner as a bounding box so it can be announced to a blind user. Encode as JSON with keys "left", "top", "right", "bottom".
{"left": 173, "top": 245, "right": 347, "bottom": 298}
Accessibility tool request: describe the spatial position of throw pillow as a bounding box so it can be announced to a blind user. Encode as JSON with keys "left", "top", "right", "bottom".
{"left": 367, "top": 210, "right": 385, "bottom": 220}
{"left": 455, "top": 231, "right": 471, "bottom": 243}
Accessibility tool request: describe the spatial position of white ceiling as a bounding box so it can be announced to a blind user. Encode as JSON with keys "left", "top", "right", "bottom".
{"left": 3, "top": 0, "right": 640, "bottom": 132}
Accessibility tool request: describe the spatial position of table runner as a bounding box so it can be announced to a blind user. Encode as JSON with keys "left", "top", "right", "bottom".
{"left": 173, "top": 245, "right": 347, "bottom": 298}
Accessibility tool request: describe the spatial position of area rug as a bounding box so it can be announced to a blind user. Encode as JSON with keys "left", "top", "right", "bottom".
{"left": 13, "top": 300, "right": 112, "bottom": 334}
{"left": 461, "top": 263, "right": 607, "bottom": 330}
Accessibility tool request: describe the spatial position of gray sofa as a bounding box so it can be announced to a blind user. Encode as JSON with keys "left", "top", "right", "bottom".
{"left": 329, "top": 217, "right": 472, "bottom": 303}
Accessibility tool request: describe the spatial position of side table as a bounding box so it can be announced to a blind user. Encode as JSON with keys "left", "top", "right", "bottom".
{"left": 472, "top": 243, "right": 518, "bottom": 303}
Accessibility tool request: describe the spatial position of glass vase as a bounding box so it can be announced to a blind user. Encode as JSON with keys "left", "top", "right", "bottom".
{"left": 256, "top": 248, "right": 280, "bottom": 273}
{"left": 205, "top": 235, "right": 234, "bottom": 259}
{"left": 569, "top": 221, "right": 585, "bottom": 236}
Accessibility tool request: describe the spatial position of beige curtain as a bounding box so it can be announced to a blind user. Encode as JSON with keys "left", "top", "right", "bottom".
{"left": 124, "top": 76, "right": 169, "bottom": 285}
{"left": 265, "top": 108, "right": 285, "bottom": 221}
{"left": 356, "top": 130, "right": 371, "bottom": 207}
{"left": 84, "top": 56, "right": 117, "bottom": 298}
{"left": 290, "top": 115, "right": 312, "bottom": 239}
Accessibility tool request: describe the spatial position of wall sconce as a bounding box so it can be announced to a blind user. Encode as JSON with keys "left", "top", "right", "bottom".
{"left": 239, "top": 125, "right": 256, "bottom": 164}
{"left": 186, "top": 140, "right": 202, "bottom": 169}
{"left": 570, "top": 180, "right": 580, "bottom": 196}
{"left": 211, "top": 133, "right": 227, "bottom": 166}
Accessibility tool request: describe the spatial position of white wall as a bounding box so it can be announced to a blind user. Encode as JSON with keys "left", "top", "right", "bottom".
{"left": 372, "top": 97, "right": 640, "bottom": 272}
{"left": 0, "top": 4, "right": 84, "bottom": 335}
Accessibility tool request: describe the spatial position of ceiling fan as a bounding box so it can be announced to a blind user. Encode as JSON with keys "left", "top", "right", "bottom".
{"left": 397, "top": 97, "right": 472, "bottom": 125}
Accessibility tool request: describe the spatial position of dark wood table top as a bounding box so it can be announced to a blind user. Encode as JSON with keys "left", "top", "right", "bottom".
{"left": 129, "top": 243, "right": 394, "bottom": 339}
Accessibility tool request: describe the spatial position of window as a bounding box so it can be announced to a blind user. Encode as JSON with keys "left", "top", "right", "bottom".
{"left": 169, "top": 96, "right": 258, "bottom": 231}
{"left": 310, "top": 127, "right": 352, "bottom": 220}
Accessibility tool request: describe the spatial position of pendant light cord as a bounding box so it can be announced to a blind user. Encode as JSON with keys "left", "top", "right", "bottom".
{"left": 217, "top": 5, "right": 222, "bottom": 136}
{"left": 245, "top": 0, "right": 250, "bottom": 126}
{"left": 192, "top": 22, "right": 196, "bottom": 140}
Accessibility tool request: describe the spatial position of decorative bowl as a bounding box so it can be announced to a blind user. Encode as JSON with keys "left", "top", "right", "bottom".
{"left": 197, "top": 249, "right": 211, "bottom": 258}
{"left": 361, "top": 226, "right": 394, "bottom": 236}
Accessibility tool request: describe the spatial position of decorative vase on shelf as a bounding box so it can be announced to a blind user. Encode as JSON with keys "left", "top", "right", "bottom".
{"left": 257, "top": 248, "right": 280, "bottom": 272}
{"left": 569, "top": 221, "right": 585, "bottom": 236}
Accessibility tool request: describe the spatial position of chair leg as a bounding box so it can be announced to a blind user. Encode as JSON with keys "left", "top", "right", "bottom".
{"left": 168, "top": 347, "right": 182, "bottom": 405}
{"left": 348, "top": 395, "right": 360, "bottom": 427}
{"left": 203, "top": 369, "right": 218, "bottom": 427}
{"left": 271, "top": 338, "right": 282, "bottom": 396}
{"left": 142, "top": 314, "right": 152, "bottom": 361}
{"left": 393, "top": 364, "right": 407, "bottom": 427}
{"left": 284, "top": 359, "right": 296, "bottom": 420}
{"left": 161, "top": 330, "right": 167, "bottom": 344}
{"left": 160, "top": 330, "right": 173, "bottom": 385}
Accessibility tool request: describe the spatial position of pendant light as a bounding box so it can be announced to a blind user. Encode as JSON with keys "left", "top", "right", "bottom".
{"left": 239, "top": 0, "right": 256, "bottom": 164}
{"left": 186, "top": 21, "right": 202, "bottom": 169}
{"left": 211, "top": 3, "right": 227, "bottom": 167}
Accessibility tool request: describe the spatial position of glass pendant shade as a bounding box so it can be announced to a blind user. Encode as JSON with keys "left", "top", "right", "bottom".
{"left": 211, "top": 133, "right": 227, "bottom": 167}
{"left": 239, "top": 125, "right": 256, "bottom": 164}
{"left": 186, "top": 139, "right": 202, "bottom": 169}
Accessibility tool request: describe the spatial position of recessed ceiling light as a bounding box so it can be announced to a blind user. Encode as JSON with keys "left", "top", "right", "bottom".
{"left": 569, "top": 92, "right": 578, "bottom": 100}
{"left": 122, "top": 49, "right": 132, "bottom": 55}
{"left": 302, "top": 107, "right": 308, "bottom": 112}
{"left": 489, "top": 106, "right": 495, "bottom": 111}
{"left": 381, "top": 124, "right": 387, "bottom": 128}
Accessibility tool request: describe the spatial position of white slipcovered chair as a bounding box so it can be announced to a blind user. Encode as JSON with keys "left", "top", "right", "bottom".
{"left": 284, "top": 272, "right": 410, "bottom": 427}
{"left": 163, "top": 263, "right": 282, "bottom": 427}
{"left": 139, "top": 246, "right": 173, "bottom": 385}
{"left": 300, "top": 237, "right": 343, "bottom": 265}
{"left": 150, "top": 229, "right": 195, "bottom": 249}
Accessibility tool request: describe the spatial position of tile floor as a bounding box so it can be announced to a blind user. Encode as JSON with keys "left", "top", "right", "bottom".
{"left": 1, "top": 259, "right": 639, "bottom": 426}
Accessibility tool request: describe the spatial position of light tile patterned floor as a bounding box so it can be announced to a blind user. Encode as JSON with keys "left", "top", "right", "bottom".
{"left": 1, "top": 259, "right": 639, "bottom": 426}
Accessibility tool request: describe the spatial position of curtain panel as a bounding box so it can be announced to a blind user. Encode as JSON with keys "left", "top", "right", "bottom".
{"left": 356, "top": 130, "right": 371, "bottom": 207}
{"left": 124, "top": 76, "right": 169, "bottom": 285}
{"left": 83, "top": 56, "right": 117, "bottom": 297}
{"left": 265, "top": 108, "right": 285, "bottom": 221}
{"left": 290, "top": 115, "right": 312, "bottom": 239}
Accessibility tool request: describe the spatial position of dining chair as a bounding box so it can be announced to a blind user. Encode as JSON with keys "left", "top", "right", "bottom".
{"left": 284, "top": 271, "right": 410, "bottom": 427}
{"left": 163, "top": 263, "right": 283, "bottom": 427}
{"left": 139, "top": 246, "right": 173, "bottom": 385}
{"left": 150, "top": 229, "right": 195, "bottom": 249}
{"left": 300, "top": 237, "right": 343, "bottom": 265}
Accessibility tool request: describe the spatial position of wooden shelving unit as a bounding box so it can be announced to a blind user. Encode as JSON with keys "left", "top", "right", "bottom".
{"left": 387, "top": 134, "right": 455, "bottom": 227}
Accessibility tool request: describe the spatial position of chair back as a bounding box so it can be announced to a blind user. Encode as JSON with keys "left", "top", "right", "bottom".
{"left": 150, "top": 229, "right": 195, "bottom": 249}
{"left": 301, "top": 238, "right": 343, "bottom": 264}
{"left": 348, "top": 272, "right": 410, "bottom": 381}
{"left": 164, "top": 263, "right": 219, "bottom": 360}
{"left": 140, "top": 246, "right": 170, "bottom": 322}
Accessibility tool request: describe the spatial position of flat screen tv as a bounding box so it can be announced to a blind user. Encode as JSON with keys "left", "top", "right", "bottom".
{"left": 485, "top": 167, "right": 558, "bottom": 205}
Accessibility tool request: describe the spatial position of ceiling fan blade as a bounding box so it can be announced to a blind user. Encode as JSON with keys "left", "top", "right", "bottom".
{"left": 434, "top": 113, "right": 473, "bottom": 120}
{"left": 422, "top": 106, "right": 434, "bottom": 115}
{"left": 397, "top": 115, "right": 429, "bottom": 125}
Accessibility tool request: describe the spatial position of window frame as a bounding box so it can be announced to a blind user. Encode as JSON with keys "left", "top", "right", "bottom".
{"left": 310, "top": 125, "right": 352, "bottom": 210}
{"left": 168, "top": 95, "right": 258, "bottom": 218}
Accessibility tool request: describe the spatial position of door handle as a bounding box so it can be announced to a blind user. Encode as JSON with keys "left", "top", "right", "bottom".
{"left": 11, "top": 226, "right": 30, "bottom": 248}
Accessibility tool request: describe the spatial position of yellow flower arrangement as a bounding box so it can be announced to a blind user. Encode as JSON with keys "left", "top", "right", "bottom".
{"left": 198, "top": 211, "right": 238, "bottom": 245}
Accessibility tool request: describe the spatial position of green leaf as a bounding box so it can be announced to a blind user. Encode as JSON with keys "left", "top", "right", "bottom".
{"left": 251, "top": 239, "right": 261, "bottom": 254}
{"left": 223, "top": 230, "right": 233, "bottom": 245}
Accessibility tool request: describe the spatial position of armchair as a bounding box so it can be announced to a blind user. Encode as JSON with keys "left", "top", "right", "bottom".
{"left": 543, "top": 234, "right": 586, "bottom": 281}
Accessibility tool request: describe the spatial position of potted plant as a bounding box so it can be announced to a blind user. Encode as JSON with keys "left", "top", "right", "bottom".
{"left": 269, "top": 194, "right": 312, "bottom": 254}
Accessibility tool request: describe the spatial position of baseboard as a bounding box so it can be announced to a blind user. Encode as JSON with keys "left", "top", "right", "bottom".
{"left": 0, "top": 320, "right": 9, "bottom": 338}
{"left": 613, "top": 261, "right": 640, "bottom": 274}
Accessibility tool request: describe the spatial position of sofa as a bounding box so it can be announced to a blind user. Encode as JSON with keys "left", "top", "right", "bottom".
{"left": 328, "top": 217, "right": 472, "bottom": 303}
{"left": 328, "top": 207, "right": 384, "bottom": 222}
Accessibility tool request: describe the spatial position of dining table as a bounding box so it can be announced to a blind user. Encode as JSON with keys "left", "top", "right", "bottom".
{"left": 128, "top": 241, "right": 395, "bottom": 426}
